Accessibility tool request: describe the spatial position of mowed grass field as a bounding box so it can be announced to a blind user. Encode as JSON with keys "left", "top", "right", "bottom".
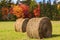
{"left": 0, "top": 21, "right": 60, "bottom": 40}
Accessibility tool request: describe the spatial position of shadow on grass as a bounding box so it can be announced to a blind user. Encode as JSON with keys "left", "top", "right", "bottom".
{"left": 45, "top": 34, "right": 60, "bottom": 39}
{"left": 52, "top": 34, "right": 60, "bottom": 38}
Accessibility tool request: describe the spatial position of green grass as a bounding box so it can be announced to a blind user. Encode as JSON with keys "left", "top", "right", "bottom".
{"left": 0, "top": 21, "right": 60, "bottom": 40}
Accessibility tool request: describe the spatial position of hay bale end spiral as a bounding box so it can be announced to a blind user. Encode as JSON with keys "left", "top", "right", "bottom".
{"left": 15, "top": 18, "right": 29, "bottom": 32}
{"left": 26, "top": 17, "right": 52, "bottom": 39}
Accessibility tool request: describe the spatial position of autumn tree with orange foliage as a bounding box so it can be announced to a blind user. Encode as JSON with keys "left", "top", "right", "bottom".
{"left": 19, "top": 4, "right": 30, "bottom": 18}
{"left": 10, "top": 4, "right": 30, "bottom": 18}
{"left": 33, "top": 4, "right": 40, "bottom": 17}
{"left": 1, "top": 6, "right": 9, "bottom": 20}
{"left": 12, "top": 5, "right": 24, "bottom": 18}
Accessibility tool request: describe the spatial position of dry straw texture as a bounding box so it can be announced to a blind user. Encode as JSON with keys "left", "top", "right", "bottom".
{"left": 26, "top": 17, "right": 52, "bottom": 39}
{"left": 15, "top": 18, "right": 29, "bottom": 32}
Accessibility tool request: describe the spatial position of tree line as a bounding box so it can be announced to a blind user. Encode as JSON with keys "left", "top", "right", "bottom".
{"left": 0, "top": 0, "right": 60, "bottom": 21}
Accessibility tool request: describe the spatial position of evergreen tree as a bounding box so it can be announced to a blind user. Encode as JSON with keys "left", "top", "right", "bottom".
{"left": 53, "top": 0, "right": 58, "bottom": 20}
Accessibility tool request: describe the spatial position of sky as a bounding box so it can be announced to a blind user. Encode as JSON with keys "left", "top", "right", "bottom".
{"left": 12, "top": 0, "right": 60, "bottom": 4}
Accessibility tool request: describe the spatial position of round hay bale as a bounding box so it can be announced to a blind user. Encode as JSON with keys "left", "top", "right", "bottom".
{"left": 15, "top": 18, "right": 29, "bottom": 32}
{"left": 26, "top": 17, "right": 52, "bottom": 39}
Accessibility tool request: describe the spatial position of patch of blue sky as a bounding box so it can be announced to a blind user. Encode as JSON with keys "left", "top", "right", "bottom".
{"left": 12, "top": 0, "right": 60, "bottom": 4}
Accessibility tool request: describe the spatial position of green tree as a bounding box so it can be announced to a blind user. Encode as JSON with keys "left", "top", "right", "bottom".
{"left": 52, "top": 0, "right": 58, "bottom": 20}
{"left": 46, "top": 0, "right": 52, "bottom": 19}
{"left": 57, "top": 2, "right": 60, "bottom": 15}
{"left": 39, "top": 2, "right": 45, "bottom": 17}
{"left": 29, "top": 0, "right": 37, "bottom": 17}
{"left": 0, "top": 0, "right": 12, "bottom": 7}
